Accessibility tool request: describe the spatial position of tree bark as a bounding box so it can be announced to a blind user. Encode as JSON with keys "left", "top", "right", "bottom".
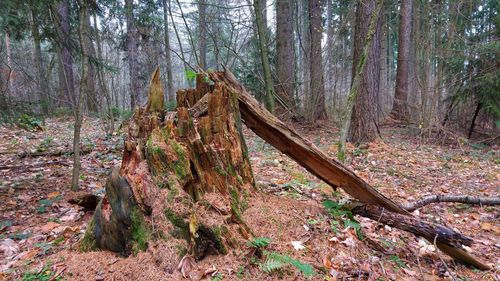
{"left": 348, "top": 0, "right": 382, "bottom": 144}
{"left": 276, "top": 0, "right": 295, "bottom": 108}
{"left": 163, "top": 0, "right": 175, "bottom": 101}
{"left": 125, "top": 0, "right": 140, "bottom": 109}
{"left": 391, "top": 0, "right": 413, "bottom": 122}
{"left": 253, "top": 0, "right": 275, "bottom": 113}
{"left": 308, "top": 0, "right": 326, "bottom": 121}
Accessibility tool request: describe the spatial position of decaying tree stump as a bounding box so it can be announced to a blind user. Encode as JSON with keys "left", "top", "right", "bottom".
{"left": 81, "top": 68, "right": 255, "bottom": 260}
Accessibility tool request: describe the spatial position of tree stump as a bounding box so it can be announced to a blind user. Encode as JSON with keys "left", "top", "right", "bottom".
{"left": 81, "top": 69, "right": 255, "bottom": 261}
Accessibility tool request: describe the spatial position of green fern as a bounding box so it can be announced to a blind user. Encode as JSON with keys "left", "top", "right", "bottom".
{"left": 259, "top": 251, "right": 314, "bottom": 277}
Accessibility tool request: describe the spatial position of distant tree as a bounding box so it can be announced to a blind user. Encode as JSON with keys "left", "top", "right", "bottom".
{"left": 125, "top": 0, "right": 140, "bottom": 109}
{"left": 253, "top": 0, "right": 275, "bottom": 113}
{"left": 276, "top": 0, "right": 295, "bottom": 108}
{"left": 348, "top": 0, "right": 383, "bottom": 143}
{"left": 308, "top": 0, "right": 326, "bottom": 121}
{"left": 198, "top": 0, "right": 207, "bottom": 70}
{"left": 162, "top": 0, "right": 174, "bottom": 101}
{"left": 391, "top": 0, "right": 412, "bottom": 122}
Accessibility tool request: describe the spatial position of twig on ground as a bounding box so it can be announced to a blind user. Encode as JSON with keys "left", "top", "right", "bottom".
{"left": 403, "top": 195, "right": 500, "bottom": 212}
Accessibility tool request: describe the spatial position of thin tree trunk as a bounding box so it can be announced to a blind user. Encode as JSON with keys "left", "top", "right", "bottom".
{"left": 391, "top": 0, "right": 412, "bottom": 122}
{"left": 468, "top": 102, "right": 481, "bottom": 138}
{"left": 5, "top": 32, "right": 15, "bottom": 98}
{"left": 73, "top": 0, "right": 91, "bottom": 191}
{"left": 276, "top": 0, "right": 295, "bottom": 108}
{"left": 308, "top": 0, "right": 326, "bottom": 121}
{"left": 337, "top": 0, "right": 383, "bottom": 161}
{"left": 253, "top": 0, "right": 275, "bottom": 113}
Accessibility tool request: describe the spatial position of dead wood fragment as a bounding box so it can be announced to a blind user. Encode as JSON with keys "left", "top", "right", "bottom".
{"left": 0, "top": 160, "right": 69, "bottom": 171}
{"left": 403, "top": 195, "right": 500, "bottom": 211}
{"left": 352, "top": 204, "right": 490, "bottom": 270}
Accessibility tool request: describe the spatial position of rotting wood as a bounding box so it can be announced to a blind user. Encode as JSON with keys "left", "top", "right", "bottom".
{"left": 352, "top": 204, "right": 490, "bottom": 270}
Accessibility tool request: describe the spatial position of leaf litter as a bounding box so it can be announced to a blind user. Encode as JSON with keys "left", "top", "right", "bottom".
{"left": 0, "top": 117, "right": 498, "bottom": 280}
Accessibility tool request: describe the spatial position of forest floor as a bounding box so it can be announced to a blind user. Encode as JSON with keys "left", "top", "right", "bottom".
{"left": 0, "top": 116, "right": 498, "bottom": 281}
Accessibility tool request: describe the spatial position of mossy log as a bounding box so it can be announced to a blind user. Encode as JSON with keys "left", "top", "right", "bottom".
{"left": 82, "top": 68, "right": 255, "bottom": 259}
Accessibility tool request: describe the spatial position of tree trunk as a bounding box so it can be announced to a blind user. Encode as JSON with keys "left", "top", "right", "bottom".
{"left": 391, "top": 0, "right": 412, "bottom": 122}
{"left": 72, "top": 0, "right": 91, "bottom": 191}
{"left": 31, "top": 8, "right": 50, "bottom": 116}
{"left": 347, "top": 0, "right": 382, "bottom": 144}
{"left": 163, "top": 0, "right": 175, "bottom": 101}
{"left": 308, "top": 0, "right": 326, "bottom": 121}
{"left": 82, "top": 70, "right": 255, "bottom": 259}
{"left": 253, "top": 0, "right": 275, "bottom": 113}
{"left": 125, "top": 0, "right": 140, "bottom": 109}
{"left": 198, "top": 0, "right": 207, "bottom": 70}
{"left": 276, "top": 0, "right": 295, "bottom": 108}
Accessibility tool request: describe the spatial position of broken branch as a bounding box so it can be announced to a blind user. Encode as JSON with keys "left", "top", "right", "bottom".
{"left": 403, "top": 195, "right": 500, "bottom": 211}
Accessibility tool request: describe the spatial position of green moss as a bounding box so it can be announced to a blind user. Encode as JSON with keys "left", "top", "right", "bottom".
{"left": 80, "top": 218, "right": 98, "bottom": 252}
{"left": 167, "top": 184, "right": 179, "bottom": 202}
{"left": 227, "top": 163, "right": 236, "bottom": 176}
{"left": 229, "top": 188, "right": 243, "bottom": 222}
{"left": 171, "top": 141, "right": 189, "bottom": 179}
{"left": 130, "top": 208, "right": 150, "bottom": 255}
{"left": 215, "top": 165, "right": 228, "bottom": 176}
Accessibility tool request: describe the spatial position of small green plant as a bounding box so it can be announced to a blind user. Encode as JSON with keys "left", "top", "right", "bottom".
{"left": 247, "top": 237, "right": 271, "bottom": 249}
{"left": 37, "top": 199, "right": 53, "bottom": 213}
{"left": 17, "top": 113, "right": 43, "bottom": 131}
{"left": 323, "top": 200, "right": 363, "bottom": 239}
{"left": 389, "top": 255, "right": 408, "bottom": 269}
{"left": 21, "top": 262, "right": 62, "bottom": 281}
{"left": 259, "top": 251, "right": 314, "bottom": 277}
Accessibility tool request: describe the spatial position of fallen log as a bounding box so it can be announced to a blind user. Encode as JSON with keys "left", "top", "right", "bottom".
{"left": 352, "top": 204, "right": 489, "bottom": 270}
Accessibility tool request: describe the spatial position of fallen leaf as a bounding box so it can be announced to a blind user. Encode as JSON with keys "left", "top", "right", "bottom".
{"left": 291, "top": 240, "right": 305, "bottom": 250}
{"left": 0, "top": 239, "right": 19, "bottom": 257}
{"left": 41, "top": 222, "right": 60, "bottom": 233}
{"left": 47, "top": 191, "right": 60, "bottom": 199}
